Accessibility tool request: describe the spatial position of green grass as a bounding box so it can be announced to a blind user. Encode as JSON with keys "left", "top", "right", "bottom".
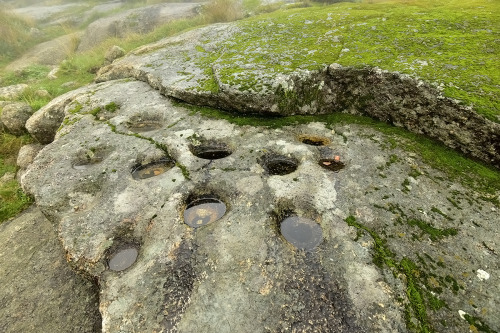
{"left": 192, "top": 0, "right": 499, "bottom": 122}
{"left": 0, "top": 7, "right": 34, "bottom": 66}
{"left": 0, "top": 133, "right": 33, "bottom": 223}
{"left": 0, "top": 15, "right": 210, "bottom": 111}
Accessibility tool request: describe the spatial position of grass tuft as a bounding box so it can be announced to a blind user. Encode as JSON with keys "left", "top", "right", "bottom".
{"left": 0, "top": 133, "right": 32, "bottom": 223}
{"left": 202, "top": 0, "right": 244, "bottom": 23}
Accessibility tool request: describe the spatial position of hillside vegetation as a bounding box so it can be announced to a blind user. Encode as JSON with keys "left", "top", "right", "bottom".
{"left": 0, "top": 8, "right": 34, "bottom": 67}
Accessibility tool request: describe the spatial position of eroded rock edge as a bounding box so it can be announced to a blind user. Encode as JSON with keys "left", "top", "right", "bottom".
{"left": 96, "top": 63, "right": 500, "bottom": 168}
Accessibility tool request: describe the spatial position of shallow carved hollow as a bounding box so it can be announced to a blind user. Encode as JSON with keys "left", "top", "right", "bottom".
{"left": 189, "top": 140, "right": 232, "bottom": 160}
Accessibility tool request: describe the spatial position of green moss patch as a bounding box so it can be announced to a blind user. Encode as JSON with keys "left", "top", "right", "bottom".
{"left": 196, "top": 0, "right": 499, "bottom": 121}
{"left": 345, "top": 215, "right": 466, "bottom": 332}
{"left": 406, "top": 219, "right": 458, "bottom": 241}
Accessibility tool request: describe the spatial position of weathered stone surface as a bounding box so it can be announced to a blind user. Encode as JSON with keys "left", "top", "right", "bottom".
{"left": 104, "top": 45, "right": 125, "bottom": 65}
{"left": 77, "top": 3, "right": 201, "bottom": 52}
{"left": 21, "top": 79, "right": 499, "bottom": 332}
{"left": 25, "top": 84, "right": 101, "bottom": 143}
{"left": 96, "top": 23, "right": 500, "bottom": 168}
{"left": 0, "top": 102, "right": 8, "bottom": 132}
{"left": 35, "top": 89, "right": 51, "bottom": 98}
{"left": 0, "top": 102, "right": 33, "bottom": 136}
{"left": 0, "top": 84, "right": 28, "bottom": 100}
{"left": 0, "top": 206, "right": 101, "bottom": 333}
{"left": 5, "top": 32, "right": 81, "bottom": 72}
{"left": 16, "top": 143, "right": 44, "bottom": 182}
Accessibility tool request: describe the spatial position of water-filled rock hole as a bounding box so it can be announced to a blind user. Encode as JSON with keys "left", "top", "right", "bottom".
{"left": 189, "top": 141, "right": 232, "bottom": 160}
{"left": 183, "top": 196, "right": 227, "bottom": 228}
{"left": 280, "top": 216, "right": 323, "bottom": 251}
{"left": 298, "top": 134, "right": 331, "bottom": 146}
{"left": 108, "top": 246, "right": 139, "bottom": 272}
{"left": 131, "top": 158, "right": 175, "bottom": 179}
{"left": 318, "top": 158, "right": 345, "bottom": 172}
{"left": 261, "top": 153, "right": 298, "bottom": 175}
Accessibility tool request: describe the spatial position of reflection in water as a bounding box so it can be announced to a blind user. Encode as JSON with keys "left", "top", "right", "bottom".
{"left": 131, "top": 159, "right": 174, "bottom": 179}
{"left": 184, "top": 198, "right": 226, "bottom": 228}
{"left": 108, "top": 247, "right": 139, "bottom": 271}
{"left": 194, "top": 149, "right": 232, "bottom": 160}
{"left": 261, "top": 154, "right": 298, "bottom": 176}
{"left": 280, "top": 216, "right": 322, "bottom": 251}
{"left": 267, "top": 158, "right": 298, "bottom": 175}
{"left": 318, "top": 158, "right": 345, "bottom": 172}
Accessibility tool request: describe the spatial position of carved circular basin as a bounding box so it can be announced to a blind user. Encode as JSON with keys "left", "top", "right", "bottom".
{"left": 261, "top": 153, "right": 298, "bottom": 176}
{"left": 298, "top": 134, "right": 331, "bottom": 146}
{"left": 183, "top": 197, "right": 227, "bottom": 228}
{"left": 72, "top": 152, "right": 105, "bottom": 170}
{"left": 131, "top": 158, "right": 175, "bottom": 180}
{"left": 108, "top": 246, "right": 139, "bottom": 272}
{"left": 190, "top": 141, "right": 232, "bottom": 160}
{"left": 127, "top": 120, "right": 162, "bottom": 132}
{"left": 318, "top": 158, "right": 345, "bottom": 172}
{"left": 280, "top": 216, "right": 323, "bottom": 251}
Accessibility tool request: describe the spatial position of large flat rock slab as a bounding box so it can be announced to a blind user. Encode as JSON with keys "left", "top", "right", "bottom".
{"left": 21, "top": 79, "right": 499, "bottom": 332}
{"left": 0, "top": 206, "right": 101, "bottom": 333}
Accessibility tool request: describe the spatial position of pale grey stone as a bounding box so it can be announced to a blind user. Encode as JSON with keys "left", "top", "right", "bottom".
{"left": 0, "top": 84, "right": 28, "bottom": 100}
{"left": 0, "top": 102, "right": 33, "bottom": 135}
{"left": 21, "top": 79, "right": 499, "bottom": 333}
{"left": 0, "top": 206, "right": 101, "bottom": 333}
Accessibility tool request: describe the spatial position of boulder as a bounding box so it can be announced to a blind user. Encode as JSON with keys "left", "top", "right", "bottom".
{"left": 61, "top": 81, "right": 77, "bottom": 88}
{"left": 77, "top": 3, "right": 201, "bottom": 52}
{"left": 0, "top": 84, "right": 28, "bottom": 100}
{"left": 5, "top": 32, "right": 81, "bottom": 72}
{"left": 16, "top": 143, "right": 44, "bottom": 182}
{"left": 0, "top": 102, "right": 33, "bottom": 136}
{"left": 25, "top": 85, "right": 91, "bottom": 144}
{"left": 17, "top": 143, "right": 44, "bottom": 170}
{"left": 35, "top": 89, "right": 51, "bottom": 98}
{"left": 21, "top": 79, "right": 500, "bottom": 332}
{"left": 104, "top": 45, "right": 125, "bottom": 65}
{"left": 0, "top": 101, "right": 10, "bottom": 132}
